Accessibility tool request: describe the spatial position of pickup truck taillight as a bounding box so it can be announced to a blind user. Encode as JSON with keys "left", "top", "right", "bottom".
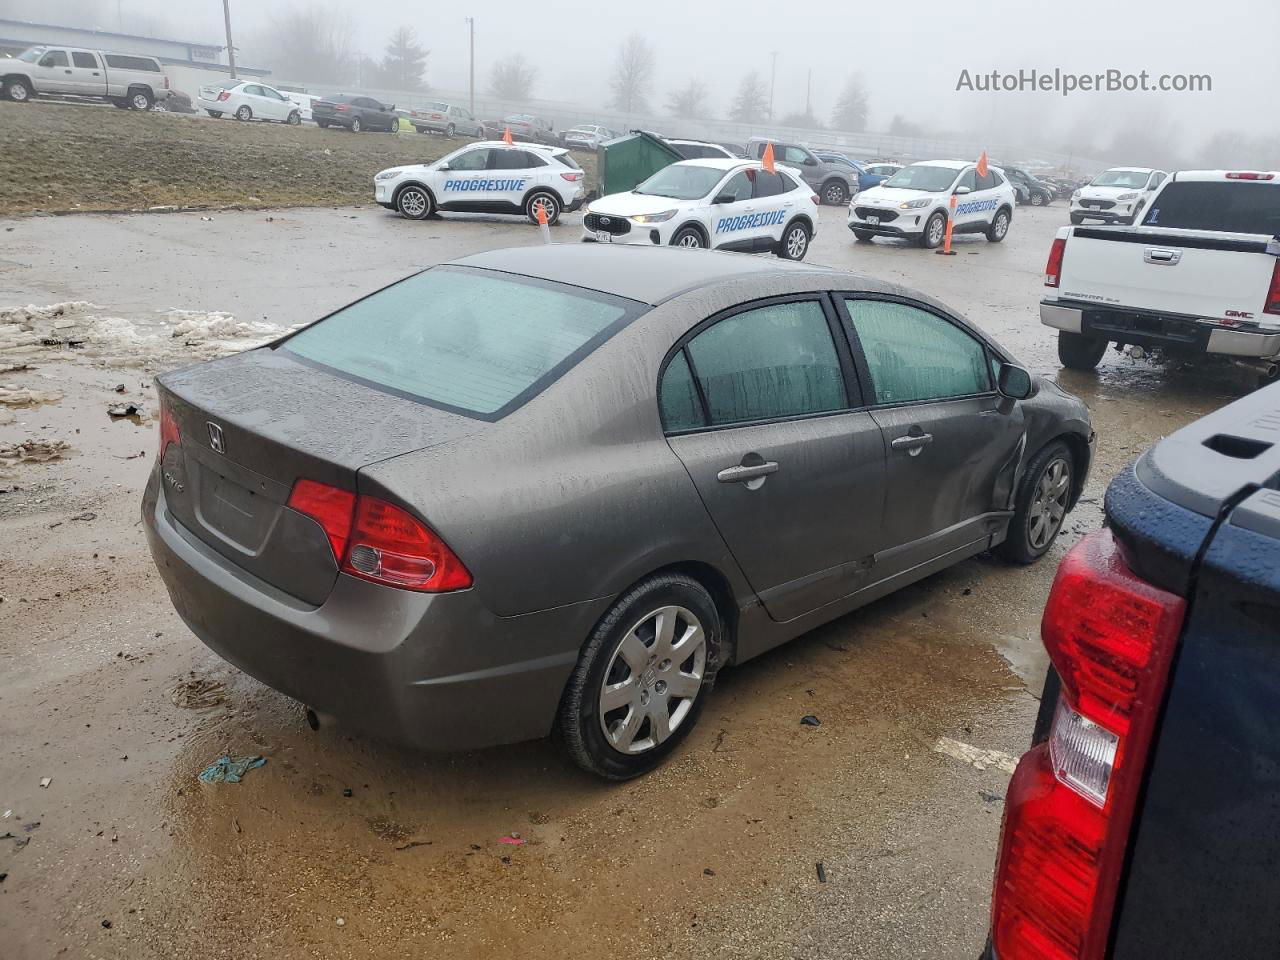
{"left": 1045, "top": 236, "right": 1067, "bottom": 287}
{"left": 286, "top": 479, "right": 471, "bottom": 592}
{"left": 990, "top": 530, "right": 1186, "bottom": 960}
{"left": 1265, "top": 260, "right": 1280, "bottom": 316}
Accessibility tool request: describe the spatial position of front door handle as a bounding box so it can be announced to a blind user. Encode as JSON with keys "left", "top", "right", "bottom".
{"left": 717, "top": 461, "right": 778, "bottom": 483}
{"left": 891, "top": 433, "right": 933, "bottom": 456}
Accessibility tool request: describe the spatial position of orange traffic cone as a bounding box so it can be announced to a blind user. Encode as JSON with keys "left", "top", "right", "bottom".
{"left": 503, "top": 127, "right": 514, "bottom": 145}
{"left": 536, "top": 201, "right": 551, "bottom": 243}
{"left": 936, "top": 194, "right": 957, "bottom": 255}
{"left": 761, "top": 142, "right": 776, "bottom": 173}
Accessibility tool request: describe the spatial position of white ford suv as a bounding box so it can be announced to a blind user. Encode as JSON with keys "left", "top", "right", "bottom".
{"left": 848, "top": 159, "right": 1016, "bottom": 248}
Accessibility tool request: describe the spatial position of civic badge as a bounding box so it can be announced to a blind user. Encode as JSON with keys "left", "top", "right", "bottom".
{"left": 207, "top": 421, "right": 226, "bottom": 454}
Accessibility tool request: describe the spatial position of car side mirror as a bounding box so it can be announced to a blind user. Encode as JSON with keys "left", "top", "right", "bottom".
{"left": 437, "top": 162, "right": 451, "bottom": 172}
{"left": 804, "top": 157, "right": 818, "bottom": 166}
{"left": 712, "top": 193, "right": 736, "bottom": 204}
{"left": 954, "top": 185, "right": 973, "bottom": 195}
{"left": 997, "top": 362, "right": 1035, "bottom": 400}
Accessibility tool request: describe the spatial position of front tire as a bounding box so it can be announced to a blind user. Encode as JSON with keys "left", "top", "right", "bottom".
{"left": 286, "top": 110, "right": 301, "bottom": 125}
{"left": 3, "top": 77, "right": 32, "bottom": 102}
{"left": 1058, "top": 331, "right": 1108, "bottom": 371}
{"left": 852, "top": 229, "right": 875, "bottom": 242}
{"left": 920, "top": 211, "right": 947, "bottom": 249}
{"left": 822, "top": 180, "right": 849, "bottom": 205}
{"left": 778, "top": 220, "right": 811, "bottom": 261}
{"left": 1030, "top": 191, "right": 1047, "bottom": 206}
{"left": 671, "top": 226, "right": 705, "bottom": 248}
{"left": 557, "top": 573, "right": 721, "bottom": 780}
{"left": 986, "top": 207, "right": 1011, "bottom": 242}
{"left": 234, "top": 104, "right": 251, "bottom": 121}
{"left": 997, "top": 442, "right": 1074, "bottom": 564}
{"left": 525, "top": 190, "right": 561, "bottom": 225}
{"left": 395, "top": 185, "right": 432, "bottom": 220}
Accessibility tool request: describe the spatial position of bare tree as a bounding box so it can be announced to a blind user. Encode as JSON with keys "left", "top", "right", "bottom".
{"left": 608, "top": 34, "right": 655, "bottom": 114}
{"left": 490, "top": 55, "right": 539, "bottom": 101}
{"left": 666, "top": 79, "right": 710, "bottom": 119}
{"left": 830, "top": 75, "right": 869, "bottom": 132}
{"left": 888, "top": 114, "right": 926, "bottom": 138}
{"left": 728, "top": 71, "right": 769, "bottom": 124}
{"left": 779, "top": 110, "right": 822, "bottom": 130}
{"left": 264, "top": 5, "right": 355, "bottom": 84}
{"left": 380, "top": 26, "right": 429, "bottom": 91}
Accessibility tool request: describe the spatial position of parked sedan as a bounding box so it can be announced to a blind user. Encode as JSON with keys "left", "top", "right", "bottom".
{"left": 408, "top": 101, "right": 483, "bottom": 138}
{"left": 197, "top": 79, "right": 302, "bottom": 124}
{"left": 312, "top": 94, "right": 398, "bottom": 132}
{"left": 144, "top": 244, "right": 1092, "bottom": 780}
{"left": 563, "top": 124, "right": 617, "bottom": 150}
{"left": 483, "top": 113, "right": 559, "bottom": 145}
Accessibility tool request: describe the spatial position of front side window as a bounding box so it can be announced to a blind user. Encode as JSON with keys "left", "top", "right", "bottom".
{"left": 717, "top": 172, "right": 752, "bottom": 203}
{"left": 283, "top": 268, "right": 635, "bottom": 417}
{"left": 40, "top": 50, "right": 69, "bottom": 67}
{"left": 447, "top": 148, "right": 490, "bottom": 171}
{"left": 846, "top": 299, "right": 991, "bottom": 405}
{"left": 782, "top": 145, "right": 810, "bottom": 165}
{"left": 956, "top": 169, "right": 977, "bottom": 192}
{"left": 683, "top": 301, "right": 847, "bottom": 426}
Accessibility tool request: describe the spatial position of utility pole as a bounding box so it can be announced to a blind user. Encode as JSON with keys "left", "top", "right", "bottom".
{"left": 222, "top": 0, "right": 238, "bottom": 79}
{"left": 465, "top": 17, "right": 475, "bottom": 115}
{"left": 117, "top": 0, "right": 123, "bottom": 31}
{"left": 805, "top": 68, "right": 812, "bottom": 118}
{"left": 768, "top": 51, "right": 779, "bottom": 122}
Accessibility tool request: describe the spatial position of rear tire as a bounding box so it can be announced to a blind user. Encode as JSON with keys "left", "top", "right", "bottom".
{"left": 234, "top": 104, "right": 251, "bottom": 121}
{"left": 525, "top": 190, "right": 561, "bottom": 225}
{"left": 777, "top": 220, "right": 811, "bottom": 261}
{"left": 3, "top": 77, "right": 32, "bottom": 102}
{"left": 1058, "top": 331, "right": 1108, "bottom": 371}
{"left": 557, "top": 573, "right": 721, "bottom": 780}
{"left": 395, "top": 185, "right": 432, "bottom": 221}
{"left": 822, "top": 180, "right": 849, "bottom": 205}
{"left": 445, "top": 123, "right": 456, "bottom": 138}
{"left": 206, "top": 110, "right": 222, "bottom": 118}
{"left": 997, "top": 441, "right": 1074, "bottom": 565}
{"left": 129, "top": 88, "right": 153, "bottom": 110}
{"left": 316, "top": 120, "right": 329, "bottom": 128}
{"left": 986, "top": 207, "right": 1011, "bottom": 242}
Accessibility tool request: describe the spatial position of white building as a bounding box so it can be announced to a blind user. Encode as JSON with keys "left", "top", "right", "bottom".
{"left": 0, "top": 17, "right": 271, "bottom": 94}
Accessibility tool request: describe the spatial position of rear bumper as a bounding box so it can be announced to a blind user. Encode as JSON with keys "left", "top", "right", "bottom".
{"left": 142, "top": 471, "right": 609, "bottom": 751}
{"left": 565, "top": 195, "right": 585, "bottom": 213}
{"left": 1041, "top": 300, "right": 1280, "bottom": 359}
{"left": 411, "top": 120, "right": 449, "bottom": 133}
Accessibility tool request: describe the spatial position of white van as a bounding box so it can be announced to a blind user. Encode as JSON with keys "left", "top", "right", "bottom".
{"left": 1, "top": 45, "right": 171, "bottom": 110}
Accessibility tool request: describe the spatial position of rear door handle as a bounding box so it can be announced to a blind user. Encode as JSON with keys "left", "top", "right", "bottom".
{"left": 717, "top": 461, "right": 778, "bottom": 483}
{"left": 891, "top": 433, "right": 933, "bottom": 456}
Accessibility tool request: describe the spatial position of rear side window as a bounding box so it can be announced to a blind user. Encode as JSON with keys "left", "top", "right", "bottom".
{"left": 1143, "top": 182, "right": 1280, "bottom": 235}
{"left": 282, "top": 268, "right": 636, "bottom": 418}
{"left": 556, "top": 152, "right": 582, "bottom": 171}
{"left": 104, "top": 54, "right": 160, "bottom": 71}
{"left": 659, "top": 351, "right": 705, "bottom": 432}
{"left": 683, "top": 301, "right": 846, "bottom": 425}
{"left": 752, "top": 171, "right": 787, "bottom": 199}
{"left": 846, "top": 299, "right": 991, "bottom": 404}
{"left": 72, "top": 52, "right": 98, "bottom": 68}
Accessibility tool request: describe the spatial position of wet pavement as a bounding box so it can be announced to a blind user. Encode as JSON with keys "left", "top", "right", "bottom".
{"left": 0, "top": 204, "right": 1251, "bottom": 959}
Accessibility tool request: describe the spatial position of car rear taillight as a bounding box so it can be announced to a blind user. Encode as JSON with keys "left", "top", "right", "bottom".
{"left": 1045, "top": 236, "right": 1067, "bottom": 287}
{"left": 431, "top": 112, "right": 443, "bottom": 120}
{"left": 157, "top": 400, "right": 181, "bottom": 461}
{"left": 559, "top": 171, "right": 584, "bottom": 181}
{"left": 990, "top": 529, "right": 1186, "bottom": 960}
{"left": 1225, "top": 171, "right": 1275, "bottom": 180}
{"left": 286, "top": 479, "right": 471, "bottom": 592}
{"left": 334, "top": 104, "right": 348, "bottom": 112}
{"left": 811, "top": 194, "right": 821, "bottom": 205}
{"left": 163, "top": 76, "right": 170, "bottom": 89}
{"left": 216, "top": 90, "right": 230, "bottom": 101}
{"left": 1265, "top": 259, "right": 1280, "bottom": 316}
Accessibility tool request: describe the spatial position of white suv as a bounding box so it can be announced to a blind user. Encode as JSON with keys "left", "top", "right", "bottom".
{"left": 848, "top": 159, "right": 1016, "bottom": 248}
{"left": 1070, "top": 167, "right": 1168, "bottom": 225}
{"left": 583, "top": 158, "right": 819, "bottom": 260}
{"left": 374, "top": 141, "right": 586, "bottom": 224}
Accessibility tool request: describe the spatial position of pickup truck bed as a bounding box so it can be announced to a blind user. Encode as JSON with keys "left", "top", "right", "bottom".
{"left": 1040, "top": 170, "right": 1280, "bottom": 386}
{"left": 985, "top": 382, "right": 1280, "bottom": 959}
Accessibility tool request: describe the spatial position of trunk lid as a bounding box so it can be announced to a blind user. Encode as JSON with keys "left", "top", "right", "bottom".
{"left": 1060, "top": 225, "right": 1277, "bottom": 320}
{"left": 157, "top": 348, "right": 477, "bottom": 604}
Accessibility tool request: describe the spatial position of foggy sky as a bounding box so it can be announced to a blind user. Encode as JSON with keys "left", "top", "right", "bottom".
{"left": 8, "top": 0, "right": 1277, "bottom": 153}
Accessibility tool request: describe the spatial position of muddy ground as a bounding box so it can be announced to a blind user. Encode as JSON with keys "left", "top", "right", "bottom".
{"left": 0, "top": 100, "right": 596, "bottom": 216}
{"left": 0, "top": 202, "right": 1251, "bottom": 959}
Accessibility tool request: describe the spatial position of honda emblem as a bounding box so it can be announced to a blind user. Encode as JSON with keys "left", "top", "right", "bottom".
{"left": 207, "top": 422, "right": 226, "bottom": 454}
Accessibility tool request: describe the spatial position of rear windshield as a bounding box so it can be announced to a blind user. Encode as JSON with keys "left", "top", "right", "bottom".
{"left": 282, "top": 267, "right": 637, "bottom": 418}
{"left": 1143, "top": 182, "right": 1280, "bottom": 235}
{"left": 883, "top": 165, "right": 959, "bottom": 192}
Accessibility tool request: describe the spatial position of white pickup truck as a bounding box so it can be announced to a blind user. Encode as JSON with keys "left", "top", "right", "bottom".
{"left": 1042, "top": 170, "right": 1280, "bottom": 388}
{"left": 1, "top": 45, "right": 171, "bottom": 110}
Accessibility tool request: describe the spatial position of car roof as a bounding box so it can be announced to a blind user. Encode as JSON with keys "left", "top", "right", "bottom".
{"left": 470, "top": 140, "right": 568, "bottom": 155}
{"left": 1173, "top": 169, "right": 1280, "bottom": 182}
{"left": 450, "top": 244, "right": 839, "bottom": 306}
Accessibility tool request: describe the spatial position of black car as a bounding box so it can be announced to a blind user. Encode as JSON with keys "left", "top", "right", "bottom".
{"left": 1000, "top": 165, "right": 1054, "bottom": 206}
{"left": 312, "top": 94, "right": 397, "bottom": 133}
{"left": 983, "top": 382, "right": 1280, "bottom": 960}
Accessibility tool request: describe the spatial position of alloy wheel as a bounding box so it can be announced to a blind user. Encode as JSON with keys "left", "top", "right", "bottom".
{"left": 1028, "top": 458, "right": 1070, "bottom": 549}
{"left": 399, "top": 189, "right": 428, "bottom": 218}
{"left": 786, "top": 226, "right": 808, "bottom": 259}
{"left": 597, "top": 605, "right": 707, "bottom": 755}
{"left": 928, "top": 216, "right": 945, "bottom": 246}
{"left": 676, "top": 232, "right": 702, "bottom": 248}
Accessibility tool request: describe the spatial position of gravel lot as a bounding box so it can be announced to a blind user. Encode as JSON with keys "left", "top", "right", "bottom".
{"left": 0, "top": 198, "right": 1254, "bottom": 960}
{"left": 0, "top": 100, "right": 597, "bottom": 216}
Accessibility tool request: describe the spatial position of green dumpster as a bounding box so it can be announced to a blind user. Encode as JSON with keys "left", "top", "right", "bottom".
{"left": 596, "top": 131, "right": 685, "bottom": 198}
